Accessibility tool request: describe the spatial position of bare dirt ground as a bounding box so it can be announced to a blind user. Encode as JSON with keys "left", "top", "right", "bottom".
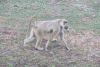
{"left": 0, "top": 18, "right": 100, "bottom": 67}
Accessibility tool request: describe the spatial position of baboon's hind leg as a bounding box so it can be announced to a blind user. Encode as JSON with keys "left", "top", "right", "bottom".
{"left": 23, "top": 28, "right": 35, "bottom": 46}
{"left": 35, "top": 38, "right": 44, "bottom": 50}
{"left": 45, "top": 33, "right": 56, "bottom": 51}
{"left": 24, "top": 36, "right": 35, "bottom": 46}
{"left": 35, "top": 32, "right": 44, "bottom": 50}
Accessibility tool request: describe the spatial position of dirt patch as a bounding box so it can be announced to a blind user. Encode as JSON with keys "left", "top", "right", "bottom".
{"left": 66, "top": 30, "right": 100, "bottom": 49}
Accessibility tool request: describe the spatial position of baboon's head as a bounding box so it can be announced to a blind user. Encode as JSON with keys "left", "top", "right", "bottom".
{"left": 60, "top": 19, "right": 68, "bottom": 29}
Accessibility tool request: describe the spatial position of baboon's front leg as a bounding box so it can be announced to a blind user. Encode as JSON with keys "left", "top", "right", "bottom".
{"left": 59, "top": 32, "right": 70, "bottom": 51}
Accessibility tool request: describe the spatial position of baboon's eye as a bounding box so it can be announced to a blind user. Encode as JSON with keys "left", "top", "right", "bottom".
{"left": 64, "top": 22, "right": 67, "bottom": 24}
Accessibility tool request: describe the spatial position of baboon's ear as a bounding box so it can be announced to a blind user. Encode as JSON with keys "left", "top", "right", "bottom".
{"left": 59, "top": 19, "right": 62, "bottom": 22}
{"left": 60, "top": 19, "right": 64, "bottom": 27}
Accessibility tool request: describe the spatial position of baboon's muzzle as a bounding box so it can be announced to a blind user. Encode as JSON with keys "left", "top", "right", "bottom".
{"left": 65, "top": 26, "right": 68, "bottom": 29}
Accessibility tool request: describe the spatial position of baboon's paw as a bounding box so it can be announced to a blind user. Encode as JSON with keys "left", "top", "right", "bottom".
{"left": 52, "top": 39, "right": 57, "bottom": 42}
{"left": 39, "top": 47, "right": 44, "bottom": 50}
{"left": 45, "top": 49, "right": 49, "bottom": 52}
{"left": 23, "top": 43, "right": 26, "bottom": 47}
{"left": 65, "top": 47, "right": 70, "bottom": 51}
{"left": 35, "top": 47, "right": 44, "bottom": 50}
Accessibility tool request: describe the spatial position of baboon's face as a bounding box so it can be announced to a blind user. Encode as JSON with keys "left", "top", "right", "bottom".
{"left": 60, "top": 19, "right": 68, "bottom": 29}
{"left": 64, "top": 21, "right": 68, "bottom": 29}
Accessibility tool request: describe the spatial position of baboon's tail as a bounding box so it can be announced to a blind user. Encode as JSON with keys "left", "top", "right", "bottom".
{"left": 29, "top": 16, "right": 38, "bottom": 32}
{"left": 26, "top": 16, "right": 38, "bottom": 38}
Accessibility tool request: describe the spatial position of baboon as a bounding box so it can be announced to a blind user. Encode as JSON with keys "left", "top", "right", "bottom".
{"left": 24, "top": 16, "right": 70, "bottom": 51}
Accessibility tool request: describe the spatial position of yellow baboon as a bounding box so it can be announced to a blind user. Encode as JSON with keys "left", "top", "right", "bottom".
{"left": 24, "top": 16, "right": 70, "bottom": 51}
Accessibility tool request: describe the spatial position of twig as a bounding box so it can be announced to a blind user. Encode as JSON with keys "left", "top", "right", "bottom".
{"left": 0, "top": 46, "right": 24, "bottom": 57}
